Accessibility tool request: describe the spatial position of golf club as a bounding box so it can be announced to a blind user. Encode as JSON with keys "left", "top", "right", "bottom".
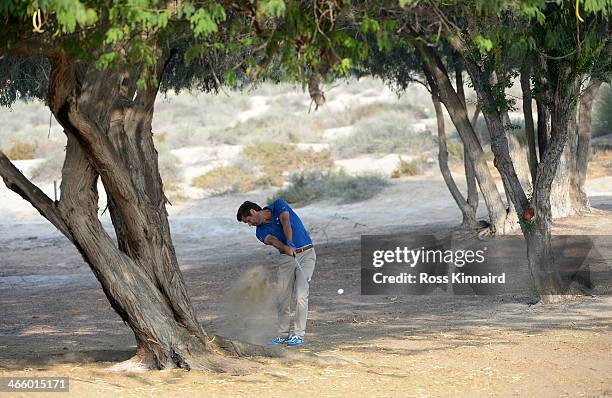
{"left": 293, "top": 253, "right": 311, "bottom": 283}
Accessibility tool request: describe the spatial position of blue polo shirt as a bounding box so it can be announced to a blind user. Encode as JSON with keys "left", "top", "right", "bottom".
{"left": 255, "top": 199, "right": 312, "bottom": 248}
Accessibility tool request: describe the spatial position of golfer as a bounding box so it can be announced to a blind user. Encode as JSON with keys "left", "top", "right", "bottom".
{"left": 237, "top": 199, "right": 316, "bottom": 347}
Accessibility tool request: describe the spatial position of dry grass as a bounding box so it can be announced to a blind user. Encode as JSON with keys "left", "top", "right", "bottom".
{"left": 192, "top": 166, "right": 257, "bottom": 194}
{"left": 242, "top": 142, "right": 334, "bottom": 186}
{"left": 7, "top": 139, "right": 37, "bottom": 160}
{"left": 334, "top": 115, "right": 435, "bottom": 159}
{"left": 588, "top": 148, "right": 612, "bottom": 179}
{"left": 391, "top": 156, "right": 422, "bottom": 178}
{"left": 446, "top": 141, "right": 464, "bottom": 162}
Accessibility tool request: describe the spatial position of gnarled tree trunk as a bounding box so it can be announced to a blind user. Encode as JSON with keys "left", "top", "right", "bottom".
{"left": 0, "top": 50, "right": 269, "bottom": 372}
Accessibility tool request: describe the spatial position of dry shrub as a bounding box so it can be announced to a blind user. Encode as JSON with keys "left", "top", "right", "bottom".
{"left": 270, "top": 170, "right": 389, "bottom": 205}
{"left": 588, "top": 148, "right": 612, "bottom": 179}
{"left": 446, "top": 141, "right": 464, "bottom": 162}
{"left": 192, "top": 166, "right": 257, "bottom": 194}
{"left": 335, "top": 117, "right": 434, "bottom": 159}
{"left": 242, "top": 142, "right": 334, "bottom": 186}
{"left": 154, "top": 131, "right": 168, "bottom": 143}
{"left": 391, "top": 156, "right": 421, "bottom": 178}
{"left": 7, "top": 140, "right": 37, "bottom": 160}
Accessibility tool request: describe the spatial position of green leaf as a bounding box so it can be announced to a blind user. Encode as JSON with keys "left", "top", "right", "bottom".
{"left": 190, "top": 9, "right": 218, "bottom": 37}
{"left": 104, "top": 27, "right": 124, "bottom": 44}
{"left": 157, "top": 11, "right": 169, "bottom": 28}
{"left": 258, "top": 0, "right": 286, "bottom": 17}
{"left": 224, "top": 69, "right": 237, "bottom": 87}
{"left": 180, "top": 2, "right": 196, "bottom": 18}
{"left": 335, "top": 58, "right": 352, "bottom": 76}
{"left": 95, "top": 51, "right": 118, "bottom": 70}
{"left": 362, "top": 16, "right": 380, "bottom": 33}
{"left": 474, "top": 35, "right": 494, "bottom": 53}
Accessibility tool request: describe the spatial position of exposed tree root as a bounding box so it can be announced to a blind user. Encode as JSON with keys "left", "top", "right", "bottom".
{"left": 213, "top": 335, "right": 285, "bottom": 358}
{"left": 108, "top": 355, "right": 156, "bottom": 372}
{"left": 107, "top": 335, "right": 355, "bottom": 374}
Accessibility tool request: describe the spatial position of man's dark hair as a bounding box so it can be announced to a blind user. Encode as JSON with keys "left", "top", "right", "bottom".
{"left": 236, "top": 201, "right": 262, "bottom": 221}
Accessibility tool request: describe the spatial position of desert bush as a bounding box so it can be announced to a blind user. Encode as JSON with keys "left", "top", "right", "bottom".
{"left": 594, "top": 84, "right": 611, "bottom": 137}
{"left": 209, "top": 112, "right": 323, "bottom": 145}
{"left": 445, "top": 140, "right": 464, "bottom": 161}
{"left": 241, "top": 142, "right": 334, "bottom": 185}
{"left": 7, "top": 139, "right": 37, "bottom": 160}
{"left": 335, "top": 116, "right": 434, "bottom": 158}
{"left": 207, "top": 126, "right": 243, "bottom": 145}
{"left": 319, "top": 101, "right": 419, "bottom": 131}
{"left": 192, "top": 166, "right": 257, "bottom": 194}
{"left": 270, "top": 170, "right": 389, "bottom": 205}
{"left": 153, "top": 131, "right": 168, "bottom": 143}
{"left": 391, "top": 156, "right": 421, "bottom": 178}
{"left": 158, "top": 149, "right": 181, "bottom": 183}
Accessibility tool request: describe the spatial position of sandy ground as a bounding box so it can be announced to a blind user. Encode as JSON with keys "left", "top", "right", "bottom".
{"left": 0, "top": 144, "right": 612, "bottom": 397}
{"left": 1, "top": 165, "right": 611, "bottom": 396}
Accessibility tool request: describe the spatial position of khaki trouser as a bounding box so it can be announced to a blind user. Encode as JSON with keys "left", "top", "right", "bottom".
{"left": 276, "top": 248, "right": 316, "bottom": 338}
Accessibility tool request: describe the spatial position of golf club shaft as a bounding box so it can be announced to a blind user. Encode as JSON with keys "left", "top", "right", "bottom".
{"left": 293, "top": 254, "right": 311, "bottom": 283}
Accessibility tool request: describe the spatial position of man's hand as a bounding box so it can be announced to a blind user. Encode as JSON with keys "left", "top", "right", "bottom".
{"left": 264, "top": 234, "right": 296, "bottom": 256}
{"left": 284, "top": 244, "right": 297, "bottom": 257}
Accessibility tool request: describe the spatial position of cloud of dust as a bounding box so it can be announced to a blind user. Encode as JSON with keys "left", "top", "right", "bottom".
{"left": 216, "top": 265, "right": 279, "bottom": 344}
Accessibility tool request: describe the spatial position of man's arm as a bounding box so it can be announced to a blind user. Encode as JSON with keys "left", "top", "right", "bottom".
{"left": 279, "top": 211, "right": 294, "bottom": 246}
{"left": 264, "top": 234, "right": 294, "bottom": 256}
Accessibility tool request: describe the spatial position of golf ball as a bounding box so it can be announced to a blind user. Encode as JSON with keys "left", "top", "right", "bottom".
{"left": 337, "top": 288, "right": 344, "bottom": 295}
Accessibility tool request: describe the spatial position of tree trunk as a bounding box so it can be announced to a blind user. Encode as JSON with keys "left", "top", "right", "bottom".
{"left": 520, "top": 60, "right": 538, "bottom": 185}
{"left": 0, "top": 50, "right": 268, "bottom": 372}
{"left": 525, "top": 73, "right": 579, "bottom": 301}
{"left": 531, "top": 64, "right": 580, "bottom": 298}
{"left": 464, "top": 59, "right": 578, "bottom": 299}
{"left": 525, "top": 217, "right": 565, "bottom": 302}
{"left": 463, "top": 64, "right": 530, "bottom": 223}
{"left": 465, "top": 117, "right": 480, "bottom": 214}
{"left": 415, "top": 42, "right": 509, "bottom": 234}
{"left": 549, "top": 134, "right": 580, "bottom": 218}
{"left": 574, "top": 78, "right": 603, "bottom": 210}
{"left": 456, "top": 66, "right": 479, "bottom": 216}
{"left": 535, "top": 90, "right": 550, "bottom": 160}
{"left": 531, "top": 60, "right": 584, "bottom": 218}
{"left": 431, "top": 89, "right": 478, "bottom": 227}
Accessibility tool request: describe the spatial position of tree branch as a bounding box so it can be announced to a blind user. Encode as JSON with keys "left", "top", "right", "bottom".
{"left": 0, "top": 150, "right": 73, "bottom": 241}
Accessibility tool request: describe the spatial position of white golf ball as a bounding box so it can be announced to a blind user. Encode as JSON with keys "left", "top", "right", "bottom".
{"left": 337, "top": 288, "right": 344, "bottom": 295}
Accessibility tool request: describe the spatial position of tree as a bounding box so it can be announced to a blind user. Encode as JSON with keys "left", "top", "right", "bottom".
{"left": 358, "top": 33, "right": 508, "bottom": 232}
{"left": 0, "top": 0, "right": 350, "bottom": 371}
{"left": 427, "top": 0, "right": 612, "bottom": 300}
{"left": 341, "top": 0, "right": 610, "bottom": 300}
